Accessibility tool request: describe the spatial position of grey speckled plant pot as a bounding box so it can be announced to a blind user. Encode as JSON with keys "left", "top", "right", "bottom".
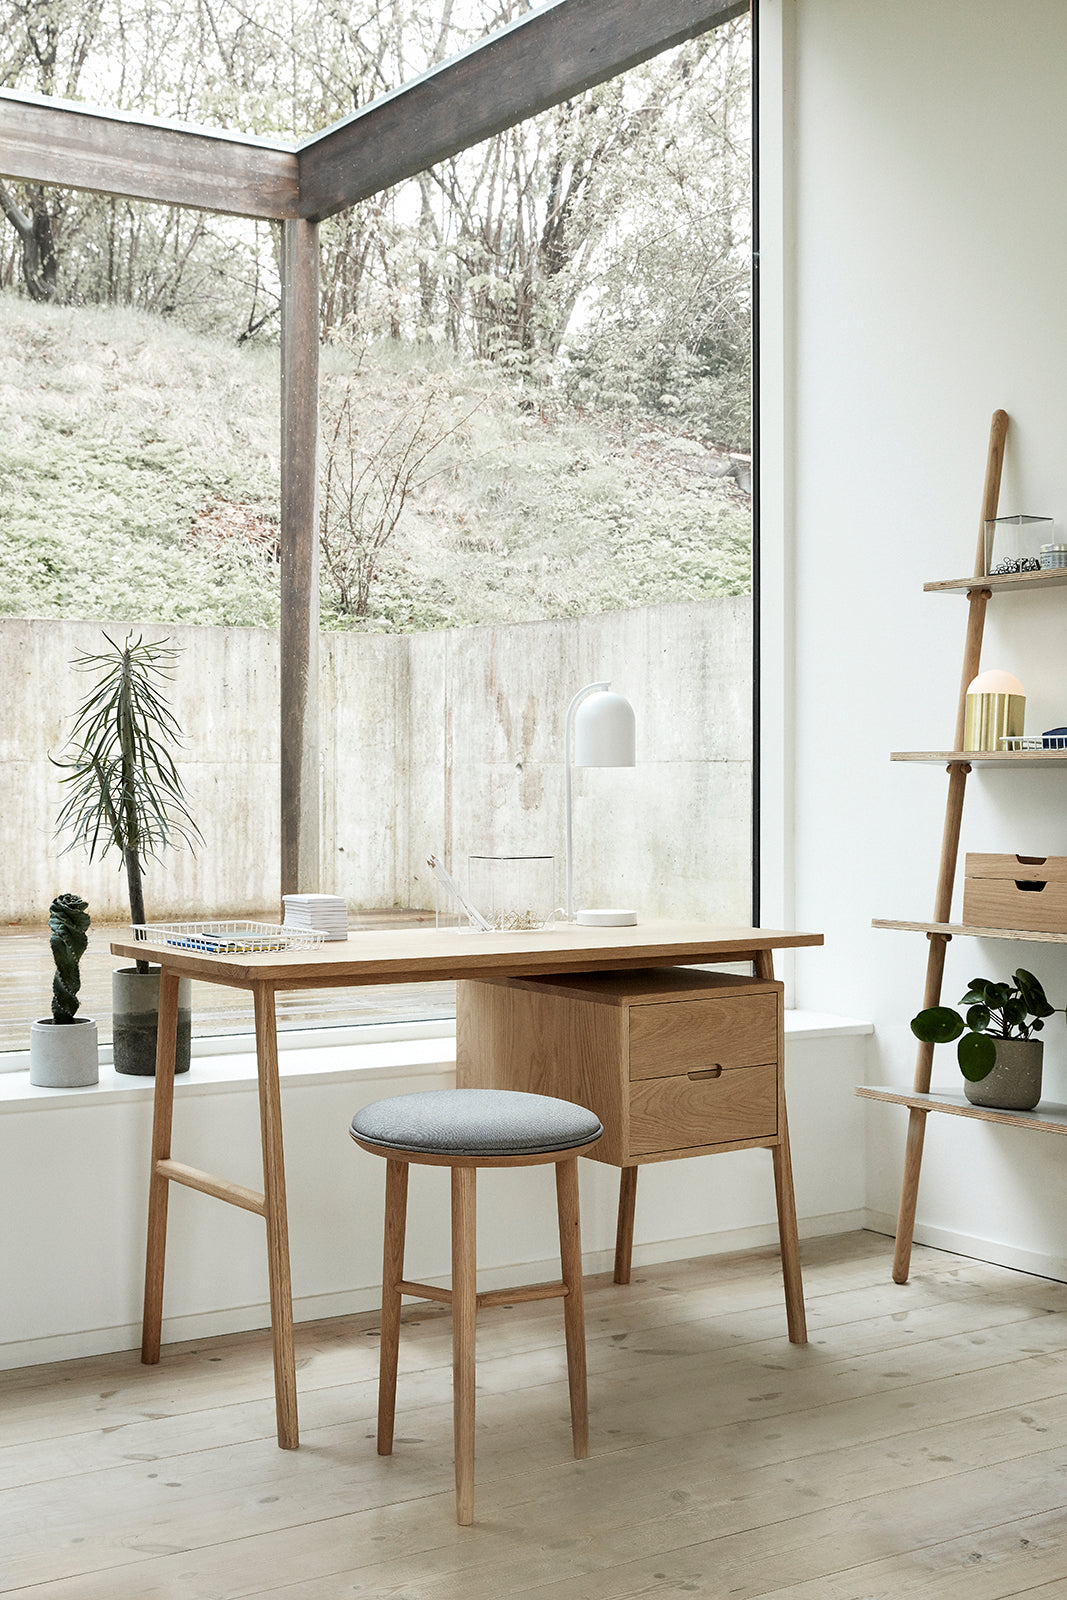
{"left": 113, "top": 966, "right": 192, "bottom": 1076}
{"left": 964, "top": 1037, "right": 1043, "bottom": 1111}
{"left": 29, "top": 1016, "right": 99, "bottom": 1088}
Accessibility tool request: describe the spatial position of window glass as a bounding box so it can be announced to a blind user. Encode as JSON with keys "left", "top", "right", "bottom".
{"left": 0, "top": 8, "right": 752, "bottom": 1052}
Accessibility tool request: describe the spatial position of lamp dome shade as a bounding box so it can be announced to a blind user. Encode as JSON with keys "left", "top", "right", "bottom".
{"left": 966, "top": 669, "right": 1026, "bottom": 696}
{"left": 573, "top": 690, "right": 636, "bottom": 767}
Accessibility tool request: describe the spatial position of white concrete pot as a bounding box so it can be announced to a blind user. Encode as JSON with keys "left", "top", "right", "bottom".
{"left": 29, "top": 1016, "right": 99, "bottom": 1088}
{"left": 964, "top": 1036, "right": 1043, "bottom": 1111}
{"left": 113, "top": 966, "right": 192, "bottom": 1077}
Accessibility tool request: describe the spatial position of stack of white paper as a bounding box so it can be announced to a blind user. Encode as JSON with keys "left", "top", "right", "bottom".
{"left": 282, "top": 893, "right": 349, "bottom": 942}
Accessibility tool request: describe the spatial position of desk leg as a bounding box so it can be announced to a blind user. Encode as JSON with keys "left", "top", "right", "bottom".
{"left": 772, "top": 1106, "right": 807, "bottom": 1345}
{"left": 614, "top": 1166, "right": 639, "bottom": 1285}
{"left": 142, "top": 968, "right": 180, "bottom": 1365}
{"left": 755, "top": 949, "right": 807, "bottom": 1345}
{"left": 253, "top": 982, "right": 299, "bottom": 1450}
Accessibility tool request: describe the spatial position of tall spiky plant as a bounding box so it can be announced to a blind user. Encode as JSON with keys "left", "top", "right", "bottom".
{"left": 54, "top": 633, "right": 201, "bottom": 973}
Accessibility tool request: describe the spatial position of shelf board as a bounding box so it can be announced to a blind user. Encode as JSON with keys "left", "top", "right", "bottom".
{"left": 924, "top": 569, "right": 1067, "bottom": 594}
{"left": 856, "top": 1085, "right": 1067, "bottom": 1135}
{"left": 873, "top": 918, "right": 1067, "bottom": 942}
{"left": 891, "top": 750, "right": 1067, "bottom": 765}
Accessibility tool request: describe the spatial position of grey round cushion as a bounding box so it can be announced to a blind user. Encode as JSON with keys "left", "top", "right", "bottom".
{"left": 350, "top": 1088, "right": 603, "bottom": 1158}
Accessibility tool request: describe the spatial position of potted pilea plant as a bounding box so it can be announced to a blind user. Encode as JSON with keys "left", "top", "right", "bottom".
{"left": 54, "top": 632, "right": 201, "bottom": 1076}
{"left": 29, "top": 893, "right": 98, "bottom": 1088}
{"left": 911, "top": 968, "right": 1061, "bottom": 1111}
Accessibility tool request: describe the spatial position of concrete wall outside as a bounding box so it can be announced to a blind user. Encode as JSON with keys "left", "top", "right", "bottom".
{"left": 1, "top": 599, "right": 751, "bottom": 927}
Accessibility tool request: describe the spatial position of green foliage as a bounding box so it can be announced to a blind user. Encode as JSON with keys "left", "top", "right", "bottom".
{"left": 48, "top": 892, "right": 90, "bottom": 1025}
{"left": 0, "top": 297, "right": 752, "bottom": 631}
{"left": 53, "top": 631, "right": 201, "bottom": 935}
{"left": 556, "top": 27, "right": 752, "bottom": 450}
{"left": 0, "top": 297, "right": 281, "bottom": 625}
{"left": 911, "top": 969, "right": 1060, "bottom": 1082}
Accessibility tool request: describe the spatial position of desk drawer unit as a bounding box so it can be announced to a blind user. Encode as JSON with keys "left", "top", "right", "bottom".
{"left": 456, "top": 961, "right": 805, "bottom": 1341}
{"left": 456, "top": 967, "right": 784, "bottom": 1166}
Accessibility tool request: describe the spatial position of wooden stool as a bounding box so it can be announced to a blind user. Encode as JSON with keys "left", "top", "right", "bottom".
{"left": 349, "top": 1087, "right": 603, "bottom": 1525}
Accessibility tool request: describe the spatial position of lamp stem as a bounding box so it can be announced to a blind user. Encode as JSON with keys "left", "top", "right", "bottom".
{"left": 564, "top": 682, "right": 609, "bottom": 921}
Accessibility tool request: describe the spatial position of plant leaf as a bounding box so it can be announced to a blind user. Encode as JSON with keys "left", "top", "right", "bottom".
{"left": 1015, "top": 968, "right": 1054, "bottom": 1018}
{"left": 911, "top": 1007, "right": 964, "bottom": 1044}
{"left": 958, "top": 1031, "right": 996, "bottom": 1081}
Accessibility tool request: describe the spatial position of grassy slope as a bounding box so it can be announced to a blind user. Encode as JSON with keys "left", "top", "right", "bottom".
{"left": 0, "top": 294, "right": 750, "bottom": 630}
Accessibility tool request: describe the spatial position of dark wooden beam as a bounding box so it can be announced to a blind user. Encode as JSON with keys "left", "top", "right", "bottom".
{"left": 296, "top": 0, "right": 747, "bottom": 221}
{"left": 279, "top": 219, "right": 322, "bottom": 899}
{"left": 0, "top": 89, "right": 299, "bottom": 219}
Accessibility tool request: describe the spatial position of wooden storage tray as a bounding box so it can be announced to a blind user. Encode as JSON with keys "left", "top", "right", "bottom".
{"left": 962, "top": 853, "right": 1067, "bottom": 932}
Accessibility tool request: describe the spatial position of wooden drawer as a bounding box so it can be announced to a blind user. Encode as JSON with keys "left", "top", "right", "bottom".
{"left": 629, "top": 994, "right": 779, "bottom": 1081}
{"left": 629, "top": 1063, "right": 778, "bottom": 1155}
{"left": 963, "top": 854, "right": 1067, "bottom": 932}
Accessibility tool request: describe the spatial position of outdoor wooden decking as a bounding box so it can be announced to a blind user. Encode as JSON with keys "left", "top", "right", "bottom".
{"left": 0, "top": 912, "right": 454, "bottom": 1051}
{"left": 2, "top": 1231, "right": 1066, "bottom": 1597}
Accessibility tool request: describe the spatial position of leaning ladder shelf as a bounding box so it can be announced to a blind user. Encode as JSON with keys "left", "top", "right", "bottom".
{"left": 866, "top": 408, "right": 1067, "bottom": 1284}
{"left": 857, "top": 1087, "right": 1067, "bottom": 1137}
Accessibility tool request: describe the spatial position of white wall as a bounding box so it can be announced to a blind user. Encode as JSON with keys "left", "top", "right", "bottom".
{"left": 767, "top": 0, "right": 1067, "bottom": 1275}
{"left": 0, "top": 1021, "right": 869, "bottom": 1369}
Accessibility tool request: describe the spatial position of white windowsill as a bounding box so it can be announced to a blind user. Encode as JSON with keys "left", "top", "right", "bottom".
{"left": 0, "top": 1010, "right": 871, "bottom": 1113}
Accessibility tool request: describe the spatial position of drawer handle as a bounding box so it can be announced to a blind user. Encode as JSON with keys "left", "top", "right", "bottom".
{"left": 688, "top": 1065, "right": 723, "bottom": 1080}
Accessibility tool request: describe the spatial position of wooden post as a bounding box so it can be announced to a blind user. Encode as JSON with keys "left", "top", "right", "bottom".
{"left": 279, "top": 218, "right": 321, "bottom": 900}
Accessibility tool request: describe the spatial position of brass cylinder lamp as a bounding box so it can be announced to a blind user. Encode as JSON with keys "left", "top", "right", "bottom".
{"left": 963, "top": 668, "right": 1026, "bottom": 751}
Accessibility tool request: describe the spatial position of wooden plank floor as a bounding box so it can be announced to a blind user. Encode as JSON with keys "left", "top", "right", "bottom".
{"left": 2, "top": 1231, "right": 1066, "bottom": 1598}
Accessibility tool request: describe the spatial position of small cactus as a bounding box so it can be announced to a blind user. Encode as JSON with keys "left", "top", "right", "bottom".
{"left": 49, "top": 893, "right": 91, "bottom": 1024}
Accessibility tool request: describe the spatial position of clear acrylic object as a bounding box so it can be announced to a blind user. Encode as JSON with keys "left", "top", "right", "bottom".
{"left": 983, "top": 515, "right": 1053, "bottom": 574}
{"left": 467, "top": 855, "right": 555, "bottom": 931}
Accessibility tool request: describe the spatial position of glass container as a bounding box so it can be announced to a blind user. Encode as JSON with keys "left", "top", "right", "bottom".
{"left": 983, "top": 515, "right": 1053, "bottom": 574}
{"left": 467, "top": 855, "right": 556, "bottom": 931}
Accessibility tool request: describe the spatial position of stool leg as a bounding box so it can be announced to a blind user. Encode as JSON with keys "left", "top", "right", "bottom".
{"left": 613, "top": 1165, "right": 638, "bottom": 1285}
{"left": 555, "top": 1157, "right": 590, "bottom": 1460}
{"left": 451, "top": 1165, "right": 477, "bottom": 1525}
{"left": 378, "top": 1158, "right": 409, "bottom": 1456}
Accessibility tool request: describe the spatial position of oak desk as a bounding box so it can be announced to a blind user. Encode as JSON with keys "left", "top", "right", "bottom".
{"left": 111, "top": 921, "right": 822, "bottom": 1449}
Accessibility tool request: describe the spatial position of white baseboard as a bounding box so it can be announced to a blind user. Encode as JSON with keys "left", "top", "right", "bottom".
{"left": 864, "top": 1209, "right": 1067, "bottom": 1284}
{"left": 0, "top": 1209, "right": 869, "bottom": 1372}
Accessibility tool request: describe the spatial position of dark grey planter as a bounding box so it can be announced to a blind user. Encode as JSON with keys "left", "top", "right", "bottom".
{"left": 29, "top": 1016, "right": 99, "bottom": 1087}
{"left": 112, "top": 966, "right": 192, "bottom": 1076}
{"left": 964, "top": 1037, "right": 1043, "bottom": 1111}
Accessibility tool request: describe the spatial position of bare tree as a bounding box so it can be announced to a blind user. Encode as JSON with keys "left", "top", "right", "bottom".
{"left": 319, "top": 368, "right": 481, "bottom": 620}
{"left": 0, "top": 0, "right": 107, "bottom": 299}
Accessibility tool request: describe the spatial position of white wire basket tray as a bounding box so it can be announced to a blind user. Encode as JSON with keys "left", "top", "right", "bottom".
{"left": 1000, "top": 732, "right": 1067, "bottom": 751}
{"left": 133, "top": 920, "right": 327, "bottom": 953}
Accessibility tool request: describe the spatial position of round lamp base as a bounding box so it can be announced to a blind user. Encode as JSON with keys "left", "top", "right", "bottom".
{"left": 576, "top": 908, "right": 638, "bottom": 927}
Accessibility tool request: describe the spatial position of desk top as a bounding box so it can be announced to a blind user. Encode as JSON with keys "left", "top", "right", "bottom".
{"left": 110, "top": 921, "right": 822, "bottom": 990}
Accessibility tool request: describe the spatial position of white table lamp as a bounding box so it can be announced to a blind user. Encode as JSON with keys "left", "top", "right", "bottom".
{"left": 564, "top": 682, "right": 636, "bottom": 924}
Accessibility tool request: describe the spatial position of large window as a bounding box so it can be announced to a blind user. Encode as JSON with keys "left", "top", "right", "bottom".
{"left": 0, "top": 3, "right": 753, "bottom": 1053}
